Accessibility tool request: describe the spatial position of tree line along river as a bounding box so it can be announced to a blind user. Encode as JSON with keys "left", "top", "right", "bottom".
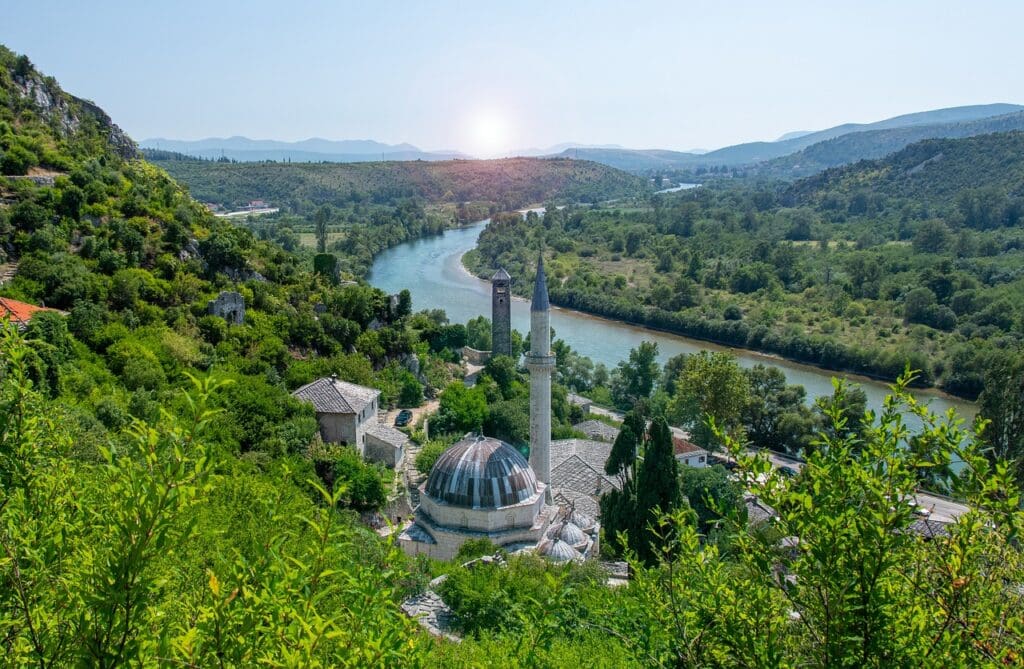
{"left": 368, "top": 219, "right": 976, "bottom": 430}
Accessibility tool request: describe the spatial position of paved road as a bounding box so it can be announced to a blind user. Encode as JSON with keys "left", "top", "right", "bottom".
{"left": 762, "top": 450, "right": 968, "bottom": 522}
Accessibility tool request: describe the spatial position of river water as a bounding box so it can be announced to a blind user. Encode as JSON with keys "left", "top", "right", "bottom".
{"left": 368, "top": 220, "right": 975, "bottom": 425}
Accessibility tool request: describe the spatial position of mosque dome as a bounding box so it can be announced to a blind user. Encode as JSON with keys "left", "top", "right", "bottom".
{"left": 569, "top": 510, "right": 597, "bottom": 533}
{"left": 558, "top": 522, "right": 588, "bottom": 549}
{"left": 540, "top": 539, "right": 580, "bottom": 562}
{"left": 425, "top": 435, "right": 539, "bottom": 509}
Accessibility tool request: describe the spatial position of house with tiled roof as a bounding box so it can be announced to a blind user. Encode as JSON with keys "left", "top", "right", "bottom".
{"left": 0, "top": 297, "right": 57, "bottom": 330}
{"left": 673, "top": 436, "right": 708, "bottom": 468}
{"left": 292, "top": 375, "right": 406, "bottom": 467}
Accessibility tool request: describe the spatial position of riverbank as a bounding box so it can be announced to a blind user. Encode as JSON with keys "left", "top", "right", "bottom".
{"left": 458, "top": 249, "right": 973, "bottom": 406}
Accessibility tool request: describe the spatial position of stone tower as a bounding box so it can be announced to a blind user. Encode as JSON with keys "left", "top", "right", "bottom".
{"left": 491, "top": 268, "right": 512, "bottom": 357}
{"left": 526, "top": 254, "right": 554, "bottom": 502}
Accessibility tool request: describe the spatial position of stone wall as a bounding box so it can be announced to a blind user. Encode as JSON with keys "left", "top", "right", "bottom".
{"left": 365, "top": 431, "right": 404, "bottom": 468}
{"left": 207, "top": 291, "right": 245, "bottom": 325}
{"left": 461, "top": 347, "right": 491, "bottom": 366}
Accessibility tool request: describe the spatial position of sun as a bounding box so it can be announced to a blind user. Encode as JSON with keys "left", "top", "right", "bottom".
{"left": 467, "top": 111, "right": 510, "bottom": 158}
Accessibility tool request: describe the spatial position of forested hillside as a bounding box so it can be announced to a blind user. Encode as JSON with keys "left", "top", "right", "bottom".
{"left": 466, "top": 131, "right": 1024, "bottom": 398}
{"left": 758, "top": 112, "right": 1024, "bottom": 179}
{"left": 146, "top": 152, "right": 648, "bottom": 213}
{"left": 785, "top": 131, "right": 1024, "bottom": 208}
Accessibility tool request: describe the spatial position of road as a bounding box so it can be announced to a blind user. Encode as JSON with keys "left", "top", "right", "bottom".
{"left": 761, "top": 450, "right": 968, "bottom": 522}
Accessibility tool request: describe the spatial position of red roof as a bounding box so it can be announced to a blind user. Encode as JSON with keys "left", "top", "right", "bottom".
{"left": 673, "top": 436, "right": 706, "bottom": 456}
{"left": 0, "top": 297, "right": 56, "bottom": 327}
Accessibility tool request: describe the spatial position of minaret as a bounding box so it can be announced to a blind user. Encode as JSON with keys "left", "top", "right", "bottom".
{"left": 491, "top": 268, "right": 512, "bottom": 357}
{"left": 526, "top": 253, "right": 554, "bottom": 502}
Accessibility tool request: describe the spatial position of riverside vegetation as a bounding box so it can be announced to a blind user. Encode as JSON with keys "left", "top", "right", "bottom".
{"left": 465, "top": 133, "right": 1024, "bottom": 401}
{"left": 2, "top": 45, "right": 1024, "bottom": 666}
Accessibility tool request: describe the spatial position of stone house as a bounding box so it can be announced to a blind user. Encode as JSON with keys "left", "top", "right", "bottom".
{"left": 292, "top": 376, "right": 406, "bottom": 467}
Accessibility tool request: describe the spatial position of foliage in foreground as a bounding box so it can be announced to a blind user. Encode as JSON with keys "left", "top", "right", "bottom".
{"left": 435, "top": 375, "right": 1023, "bottom": 667}
{"left": 0, "top": 325, "right": 426, "bottom": 666}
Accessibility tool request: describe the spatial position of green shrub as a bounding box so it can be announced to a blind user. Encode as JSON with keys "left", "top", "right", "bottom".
{"left": 415, "top": 440, "right": 448, "bottom": 476}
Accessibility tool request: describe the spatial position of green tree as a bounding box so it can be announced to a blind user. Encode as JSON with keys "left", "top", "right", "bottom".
{"left": 314, "top": 204, "right": 331, "bottom": 253}
{"left": 978, "top": 353, "right": 1024, "bottom": 477}
{"left": 742, "top": 363, "right": 815, "bottom": 454}
{"left": 434, "top": 382, "right": 487, "bottom": 434}
{"left": 667, "top": 351, "right": 750, "bottom": 449}
{"left": 634, "top": 416, "right": 682, "bottom": 564}
{"left": 679, "top": 464, "right": 746, "bottom": 535}
{"left": 611, "top": 341, "right": 659, "bottom": 408}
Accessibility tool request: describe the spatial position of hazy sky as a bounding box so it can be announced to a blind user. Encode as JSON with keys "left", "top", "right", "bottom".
{"left": 3, "top": 1, "right": 1022, "bottom": 155}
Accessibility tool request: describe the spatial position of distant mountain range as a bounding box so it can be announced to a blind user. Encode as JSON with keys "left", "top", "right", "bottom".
{"left": 139, "top": 136, "right": 470, "bottom": 162}
{"left": 144, "top": 103, "right": 1024, "bottom": 178}
{"left": 549, "top": 104, "right": 1024, "bottom": 174}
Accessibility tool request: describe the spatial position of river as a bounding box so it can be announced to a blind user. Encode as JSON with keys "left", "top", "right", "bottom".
{"left": 368, "top": 220, "right": 976, "bottom": 425}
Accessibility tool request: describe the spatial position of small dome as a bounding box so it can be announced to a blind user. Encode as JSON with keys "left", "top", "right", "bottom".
{"left": 540, "top": 539, "right": 579, "bottom": 563}
{"left": 425, "top": 435, "right": 539, "bottom": 509}
{"left": 570, "top": 510, "right": 597, "bottom": 532}
{"left": 558, "top": 522, "right": 588, "bottom": 549}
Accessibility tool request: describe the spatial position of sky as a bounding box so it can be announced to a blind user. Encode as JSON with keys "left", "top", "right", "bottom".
{"left": 3, "top": 1, "right": 1023, "bottom": 156}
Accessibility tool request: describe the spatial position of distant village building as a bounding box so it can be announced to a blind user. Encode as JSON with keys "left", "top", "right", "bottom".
{"left": 1, "top": 297, "right": 57, "bottom": 330}
{"left": 566, "top": 393, "right": 593, "bottom": 415}
{"left": 572, "top": 419, "right": 619, "bottom": 443}
{"left": 292, "top": 375, "right": 407, "bottom": 467}
{"left": 207, "top": 291, "right": 245, "bottom": 325}
{"left": 673, "top": 437, "right": 708, "bottom": 468}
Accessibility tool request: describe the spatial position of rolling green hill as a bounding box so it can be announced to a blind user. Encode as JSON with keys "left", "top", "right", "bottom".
{"left": 146, "top": 152, "right": 649, "bottom": 213}
{"left": 784, "top": 130, "right": 1024, "bottom": 208}
{"left": 760, "top": 112, "right": 1024, "bottom": 179}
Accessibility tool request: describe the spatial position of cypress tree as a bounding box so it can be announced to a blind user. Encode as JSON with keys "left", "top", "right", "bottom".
{"left": 635, "top": 415, "right": 682, "bottom": 563}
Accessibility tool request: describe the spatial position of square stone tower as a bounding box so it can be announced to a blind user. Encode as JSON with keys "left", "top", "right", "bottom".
{"left": 491, "top": 268, "right": 512, "bottom": 357}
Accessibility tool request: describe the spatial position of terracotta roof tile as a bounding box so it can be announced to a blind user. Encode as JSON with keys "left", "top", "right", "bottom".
{"left": 0, "top": 297, "right": 56, "bottom": 327}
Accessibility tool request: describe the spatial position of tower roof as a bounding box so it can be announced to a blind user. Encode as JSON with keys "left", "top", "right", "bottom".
{"left": 531, "top": 253, "right": 549, "bottom": 311}
{"left": 491, "top": 268, "right": 511, "bottom": 281}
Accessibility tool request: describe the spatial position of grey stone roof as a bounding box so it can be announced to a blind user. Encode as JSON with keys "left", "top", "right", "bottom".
{"left": 553, "top": 489, "right": 601, "bottom": 519}
{"left": 491, "top": 267, "right": 511, "bottom": 281}
{"left": 551, "top": 438, "right": 614, "bottom": 474}
{"left": 906, "top": 517, "right": 952, "bottom": 539}
{"left": 573, "top": 420, "right": 620, "bottom": 443}
{"left": 425, "top": 435, "right": 539, "bottom": 509}
{"left": 567, "top": 392, "right": 592, "bottom": 407}
{"left": 531, "top": 253, "right": 549, "bottom": 311}
{"left": 292, "top": 377, "right": 380, "bottom": 415}
{"left": 365, "top": 421, "right": 409, "bottom": 446}
{"left": 745, "top": 495, "right": 778, "bottom": 526}
{"left": 539, "top": 538, "right": 580, "bottom": 562}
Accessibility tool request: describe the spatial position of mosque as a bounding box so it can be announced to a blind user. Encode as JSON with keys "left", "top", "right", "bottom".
{"left": 398, "top": 256, "right": 608, "bottom": 562}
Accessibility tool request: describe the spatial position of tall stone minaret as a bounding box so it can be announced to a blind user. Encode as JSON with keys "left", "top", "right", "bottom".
{"left": 526, "top": 253, "right": 554, "bottom": 502}
{"left": 491, "top": 268, "right": 512, "bottom": 357}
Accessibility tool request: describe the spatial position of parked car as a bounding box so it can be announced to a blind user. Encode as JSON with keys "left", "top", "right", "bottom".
{"left": 394, "top": 409, "right": 413, "bottom": 427}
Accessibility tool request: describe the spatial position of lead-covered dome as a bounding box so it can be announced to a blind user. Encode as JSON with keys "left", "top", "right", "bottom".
{"left": 425, "top": 435, "right": 539, "bottom": 509}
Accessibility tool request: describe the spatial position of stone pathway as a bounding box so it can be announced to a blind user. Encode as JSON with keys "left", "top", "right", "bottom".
{"left": 401, "top": 576, "right": 460, "bottom": 642}
{"left": 0, "top": 262, "right": 18, "bottom": 286}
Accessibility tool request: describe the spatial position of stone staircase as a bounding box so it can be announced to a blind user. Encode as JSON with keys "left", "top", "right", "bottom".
{"left": 402, "top": 439, "right": 427, "bottom": 508}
